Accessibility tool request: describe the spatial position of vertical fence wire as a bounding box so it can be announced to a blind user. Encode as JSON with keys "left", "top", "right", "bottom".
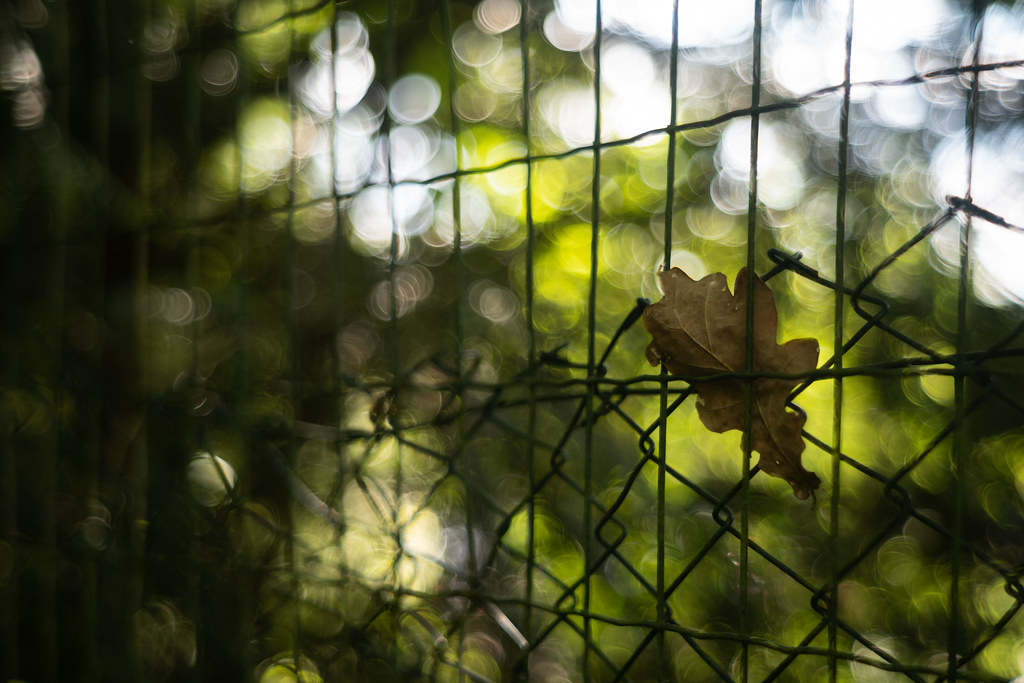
{"left": 518, "top": 0, "right": 539, "bottom": 673}
{"left": 950, "top": 4, "right": 985, "bottom": 680}
{"left": 829, "top": 1, "right": 856, "bottom": 679}
{"left": 325, "top": 10, "right": 347, "bottom": 676}
{"left": 441, "top": 1, "right": 475, "bottom": 676}
{"left": 382, "top": 0, "right": 403, "bottom": 675}
{"left": 658, "top": 3, "right": 681, "bottom": 679}
{"left": 740, "top": 2, "right": 765, "bottom": 679}
{"left": 583, "top": 2, "right": 605, "bottom": 679}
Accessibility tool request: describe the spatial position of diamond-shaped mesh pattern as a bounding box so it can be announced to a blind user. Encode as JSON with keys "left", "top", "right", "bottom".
{"left": 3, "top": 1, "right": 1024, "bottom": 682}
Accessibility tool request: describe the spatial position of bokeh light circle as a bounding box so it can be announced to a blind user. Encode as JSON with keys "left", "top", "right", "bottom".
{"left": 388, "top": 74, "right": 441, "bottom": 124}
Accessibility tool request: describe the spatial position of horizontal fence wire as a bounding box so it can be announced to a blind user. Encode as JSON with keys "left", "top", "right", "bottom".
{"left": 2, "top": 0, "right": 1024, "bottom": 682}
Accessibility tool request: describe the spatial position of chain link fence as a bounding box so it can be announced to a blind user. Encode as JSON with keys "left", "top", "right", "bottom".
{"left": 3, "top": 0, "right": 1024, "bottom": 681}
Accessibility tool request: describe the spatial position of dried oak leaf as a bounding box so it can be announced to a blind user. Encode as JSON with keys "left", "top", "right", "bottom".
{"left": 642, "top": 267, "right": 821, "bottom": 501}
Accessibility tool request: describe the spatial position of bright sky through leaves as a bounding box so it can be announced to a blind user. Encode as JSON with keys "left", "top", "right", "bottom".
{"left": 291, "top": 0, "right": 1024, "bottom": 305}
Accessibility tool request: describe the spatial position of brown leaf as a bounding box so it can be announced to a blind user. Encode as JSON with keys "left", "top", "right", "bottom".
{"left": 642, "top": 267, "right": 821, "bottom": 501}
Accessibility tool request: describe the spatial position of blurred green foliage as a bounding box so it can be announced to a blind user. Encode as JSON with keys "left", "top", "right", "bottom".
{"left": 2, "top": 0, "right": 1024, "bottom": 681}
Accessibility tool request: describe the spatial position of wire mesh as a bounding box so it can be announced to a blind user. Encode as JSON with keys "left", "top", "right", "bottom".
{"left": 2, "top": 0, "right": 1024, "bottom": 681}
